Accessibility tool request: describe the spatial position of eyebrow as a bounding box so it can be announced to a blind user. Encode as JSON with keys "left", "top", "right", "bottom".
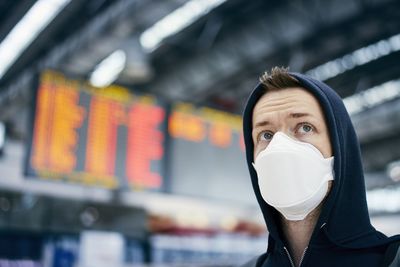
{"left": 253, "top": 112, "right": 314, "bottom": 129}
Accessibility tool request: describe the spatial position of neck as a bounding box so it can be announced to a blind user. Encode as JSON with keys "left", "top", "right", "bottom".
{"left": 280, "top": 207, "right": 322, "bottom": 267}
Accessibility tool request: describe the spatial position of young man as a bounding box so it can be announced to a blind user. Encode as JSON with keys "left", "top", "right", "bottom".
{"left": 241, "top": 67, "right": 400, "bottom": 267}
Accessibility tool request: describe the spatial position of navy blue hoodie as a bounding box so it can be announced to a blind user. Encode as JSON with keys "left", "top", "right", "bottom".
{"left": 242, "top": 73, "right": 400, "bottom": 267}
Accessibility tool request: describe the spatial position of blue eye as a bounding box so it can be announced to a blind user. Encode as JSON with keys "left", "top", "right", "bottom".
{"left": 260, "top": 131, "right": 274, "bottom": 141}
{"left": 298, "top": 123, "right": 314, "bottom": 134}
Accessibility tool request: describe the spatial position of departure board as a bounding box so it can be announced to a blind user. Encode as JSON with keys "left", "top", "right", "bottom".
{"left": 167, "top": 103, "right": 254, "bottom": 204}
{"left": 26, "top": 71, "right": 166, "bottom": 190}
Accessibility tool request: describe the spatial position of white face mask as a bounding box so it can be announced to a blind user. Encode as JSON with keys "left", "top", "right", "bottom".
{"left": 252, "top": 132, "right": 334, "bottom": 221}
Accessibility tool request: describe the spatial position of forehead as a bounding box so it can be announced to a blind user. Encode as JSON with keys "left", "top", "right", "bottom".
{"left": 252, "top": 87, "right": 325, "bottom": 124}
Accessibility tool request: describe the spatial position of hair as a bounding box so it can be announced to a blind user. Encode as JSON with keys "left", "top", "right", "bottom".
{"left": 259, "top": 66, "right": 300, "bottom": 91}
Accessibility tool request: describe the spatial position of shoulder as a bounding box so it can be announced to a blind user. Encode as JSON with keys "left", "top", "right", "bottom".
{"left": 386, "top": 241, "right": 400, "bottom": 267}
{"left": 388, "top": 242, "right": 400, "bottom": 267}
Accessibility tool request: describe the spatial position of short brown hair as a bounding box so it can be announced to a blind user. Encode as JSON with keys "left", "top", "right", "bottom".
{"left": 259, "top": 67, "right": 300, "bottom": 91}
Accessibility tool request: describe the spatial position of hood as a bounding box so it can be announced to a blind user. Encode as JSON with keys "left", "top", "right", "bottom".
{"left": 242, "top": 72, "right": 400, "bottom": 249}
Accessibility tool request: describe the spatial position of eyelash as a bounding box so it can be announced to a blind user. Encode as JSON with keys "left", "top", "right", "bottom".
{"left": 296, "top": 122, "right": 315, "bottom": 134}
{"left": 257, "top": 122, "right": 316, "bottom": 141}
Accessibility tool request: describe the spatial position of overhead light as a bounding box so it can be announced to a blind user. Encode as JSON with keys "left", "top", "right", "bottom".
{"left": 140, "top": 0, "right": 227, "bottom": 51}
{"left": 90, "top": 50, "right": 126, "bottom": 87}
{"left": 0, "top": 0, "right": 71, "bottom": 79}
{"left": 306, "top": 33, "right": 400, "bottom": 81}
{"left": 343, "top": 78, "right": 400, "bottom": 115}
{"left": 367, "top": 186, "right": 400, "bottom": 213}
{"left": 387, "top": 160, "right": 400, "bottom": 182}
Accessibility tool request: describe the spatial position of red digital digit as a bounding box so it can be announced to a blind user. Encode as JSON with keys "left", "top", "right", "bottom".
{"left": 126, "top": 103, "right": 165, "bottom": 189}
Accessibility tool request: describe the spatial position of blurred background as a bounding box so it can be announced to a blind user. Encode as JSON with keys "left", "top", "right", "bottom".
{"left": 0, "top": 0, "right": 399, "bottom": 266}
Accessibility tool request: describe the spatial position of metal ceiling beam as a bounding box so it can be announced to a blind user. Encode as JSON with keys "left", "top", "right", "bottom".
{"left": 57, "top": 0, "right": 184, "bottom": 76}
{"left": 0, "top": 0, "right": 141, "bottom": 122}
{"left": 146, "top": 0, "right": 396, "bottom": 102}
{"left": 348, "top": 96, "right": 400, "bottom": 171}
{"left": 361, "top": 134, "right": 400, "bottom": 172}
{"left": 46, "top": 0, "right": 140, "bottom": 75}
{"left": 352, "top": 96, "right": 400, "bottom": 144}
{"left": 0, "top": 0, "right": 187, "bottom": 106}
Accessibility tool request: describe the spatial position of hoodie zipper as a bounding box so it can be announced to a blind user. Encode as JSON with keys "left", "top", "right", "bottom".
{"left": 283, "top": 246, "right": 308, "bottom": 267}
{"left": 283, "top": 223, "right": 326, "bottom": 267}
{"left": 283, "top": 247, "right": 295, "bottom": 267}
{"left": 299, "top": 247, "right": 308, "bottom": 266}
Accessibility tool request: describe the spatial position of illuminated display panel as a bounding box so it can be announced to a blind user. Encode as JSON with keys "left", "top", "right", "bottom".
{"left": 167, "top": 103, "right": 254, "bottom": 203}
{"left": 26, "top": 71, "right": 166, "bottom": 190}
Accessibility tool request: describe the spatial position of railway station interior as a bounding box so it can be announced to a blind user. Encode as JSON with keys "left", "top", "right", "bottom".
{"left": 0, "top": 0, "right": 399, "bottom": 266}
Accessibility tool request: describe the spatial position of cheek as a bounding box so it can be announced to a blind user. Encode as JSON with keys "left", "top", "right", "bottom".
{"left": 313, "top": 135, "right": 332, "bottom": 158}
{"left": 253, "top": 143, "right": 267, "bottom": 160}
{"left": 321, "top": 132, "right": 333, "bottom": 157}
{"left": 253, "top": 148, "right": 260, "bottom": 160}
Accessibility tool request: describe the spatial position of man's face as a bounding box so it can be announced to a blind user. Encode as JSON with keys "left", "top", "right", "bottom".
{"left": 252, "top": 87, "right": 332, "bottom": 160}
